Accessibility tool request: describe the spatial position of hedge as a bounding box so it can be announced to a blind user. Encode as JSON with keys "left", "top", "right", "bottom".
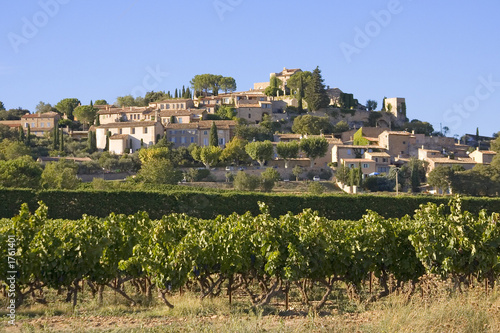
{"left": 1, "top": 188, "right": 499, "bottom": 220}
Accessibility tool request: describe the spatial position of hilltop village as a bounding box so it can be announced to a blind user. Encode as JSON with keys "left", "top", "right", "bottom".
{"left": 1, "top": 67, "right": 499, "bottom": 195}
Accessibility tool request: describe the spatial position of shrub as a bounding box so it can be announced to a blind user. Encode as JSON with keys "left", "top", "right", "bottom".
{"left": 308, "top": 182, "right": 325, "bottom": 195}
{"left": 233, "top": 171, "right": 260, "bottom": 191}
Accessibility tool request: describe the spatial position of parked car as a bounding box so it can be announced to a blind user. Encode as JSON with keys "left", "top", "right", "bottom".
{"left": 313, "top": 176, "right": 321, "bottom": 181}
{"left": 225, "top": 166, "right": 234, "bottom": 171}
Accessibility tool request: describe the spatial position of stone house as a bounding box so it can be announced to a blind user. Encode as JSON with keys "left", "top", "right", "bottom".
{"left": 21, "top": 112, "right": 60, "bottom": 136}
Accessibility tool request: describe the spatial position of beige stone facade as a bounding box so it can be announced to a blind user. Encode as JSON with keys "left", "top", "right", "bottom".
{"left": 341, "top": 158, "right": 377, "bottom": 176}
{"left": 21, "top": 112, "right": 60, "bottom": 136}
{"left": 149, "top": 99, "right": 195, "bottom": 110}
{"left": 469, "top": 149, "right": 497, "bottom": 164}
{"left": 165, "top": 120, "right": 236, "bottom": 148}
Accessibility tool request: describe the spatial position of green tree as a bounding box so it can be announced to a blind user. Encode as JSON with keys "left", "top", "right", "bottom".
{"left": 427, "top": 166, "right": 454, "bottom": 194}
{"left": 115, "top": 95, "right": 136, "bottom": 107}
{"left": 144, "top": 91, "right": 167, "bottom": 104}
{"left": 18, "top": 126, "right": 25, "bottom": 143}
{"left": 308, "top": 181, "right": 325, "bottom": 195}
{"left": 292, "top": 115, "right": 332, "bottom": 135}
{"left": 0, "top": 124, "right": 16, "bottom": 141}
{"left": 60, "top": 129, "right": 64, "bottom": 153}
{"left": 0, "top": 139, "right": 31, "bottom": 160}
{"left": 0, "top": 107, "right": 29, "bottom": 120}
{"left": 55, "top": 98, "right": 80, "bottom": 119}
{"left": 220, "top": 137, "right": 248, "bottom": 165}
{"left": 304, "top": 66, "right": 330, "bottom": 111}
{"left": 136, "top": 158, "right": 183, "bottom": 184}
{"left": 191, "top": 145, "right": 222, "bottom": 169}
{"left": 35, "top": 101, "right": 57, "bottom": 113}
{"left": 299, "top": 137, "right": 329, "bottom": 168}
{"left": 0, "top": 156, "right": 42, "bottom": 188}
{"left": 490, "top": 132, "right": 500, "bottom": 153}
{"left": 333, "top": 120, "right": 350, "bottom": 133}
{"left": 233, "top": 171, "right": 260, "bottom": 191}
{"left": 292, "top": 165, "right": 303, "bottom": 181}
{"left": 73, "top": 105, "right": 98, "bottom": 128}
{"left": 41, "top": 159, "right": 80, "bottom": 189}
{"left": 94, "top": 99, "right": 108, "bottom": 105}
{"left": 219, "top": 77, "right": 237, "bottom": 93}
{"left": 276, "top": 141, "right": 299, "bottom": 168}
{"left": 0, "top": 101, "right": 4, "bottom": 110}
{"left": 245, "top": 140, "right": 273, "bottom": 167}
{"left": 264, "top": 76, "right": 283, "bottom": 97}
{"left": 287, "top": 71, "right": 312, "bottom": 111}
{"left": 366, "top": 99, "right": 378, "bottom": 111}
{"left": 190, "top": 74, "right": 232, "bottom": 96}
{"left": 335, "top": 164, "right": 349, "bottom": 183}
{"left": 215, "top": 105, "right": 235, "bottom": 120}
{"left": 403, "top": 119, "right": 434, "bottom": 136}
{"left": 260, "top": 167, "right": 280, "bottom": 192}
{"left": 209, "top": 121, "right": 219, "bottom": 147}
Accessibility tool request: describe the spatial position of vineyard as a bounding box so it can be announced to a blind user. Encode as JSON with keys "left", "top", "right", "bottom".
{"left": 1, "top": 196, "right": 499, "bottom": 312}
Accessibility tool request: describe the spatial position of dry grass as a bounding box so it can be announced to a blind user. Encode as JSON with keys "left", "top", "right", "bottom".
{"left": 2, "top": 285, "right": 499, "bottom": 332}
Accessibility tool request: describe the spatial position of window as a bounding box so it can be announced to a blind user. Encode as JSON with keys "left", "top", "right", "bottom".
{"left": 178, "top": 118, "right": 183, "bottom": 123}
{"left": 119, "top": 129, "right": 122, "bottom": 134}
{"left": 375, "top": 158, "right": 378, "bottom": 162}
{"left": 383, "top": 158, "right": 387, "bottom": 162}
{"left": 191, "top": 137, "right": 195, "bottom": 143}
{"left": 143, "top": 127, "right": 148, "bottom": 134}
{"left": 181, "top": 137, "right": 186, "bottom": 144}
{"left": 347, "top": 149, "right": 352, "bottom": 155}
{"left": 349, "top": 164, "right": 355, "bottom": 168}
{"left": 40, "top": 123, "right": 44, "bottom": 127}
{"left": 402, "top": 141, "right": 406, "bottom": 144}
{"left": 160, "top": 104, "right": 164, "bottom": 109}
{"left": 24, "top": 123, "right": 28, "bottom": 128}
{"left": 32, "top": 122, "right": 35, "bottom": 127}
{"left": 219, "top": 138, "right": 225, "bottom": 145}
{"left": 203, "top": 131, "right": 208, "bottom": 135}
{"left": 363, "top": 164, "right": 369, "bottom": 168}
{"left": 203, "top": 138, "right": 209, "bottom": 146}
{"left": 248, "top": 114, "right": 251, "bottom": 118}
{"left": 131, "top": 128, "right": 135, "bottom": 134}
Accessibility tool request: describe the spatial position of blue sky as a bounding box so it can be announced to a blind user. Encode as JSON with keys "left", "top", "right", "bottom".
{"left": 1, "top": 0, "right": 499, "bottom": 137}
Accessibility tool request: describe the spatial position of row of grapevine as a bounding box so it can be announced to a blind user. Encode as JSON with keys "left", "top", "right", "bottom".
{"left": 0, "top": 197, "right": 499, "bottom": 309}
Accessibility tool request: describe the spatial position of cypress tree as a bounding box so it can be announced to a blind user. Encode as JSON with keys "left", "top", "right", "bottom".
{"left": 104, "top": 131, "right": 110, "bottom": 151}
{"left": 60, "top": 129, "right": 64, "bottom": 152}
{"left": 26, "top": 124, "right": 31, "bottom": 145}
{"left": 18, "top": 126, "right": 25, "bottom": 142}
{"left": 181, "top": 85, "right": 186, "bottom": 98}
{"left": 87, "top": 131, "right": 93, "bottom": 151}
{"left": 304, "top": 66, "right": 330, "bottom": 112}
{"left": 53, "top": 125, "right": 58, "bottom": 150}
{"left": 92, "top": 131, "right": 97, "bottom": 151}
{"left": 209, "top": 121, "right": 218, "bottom": 147}
{"left": 175, "top": 89, "right": 178, "bottom": 98}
